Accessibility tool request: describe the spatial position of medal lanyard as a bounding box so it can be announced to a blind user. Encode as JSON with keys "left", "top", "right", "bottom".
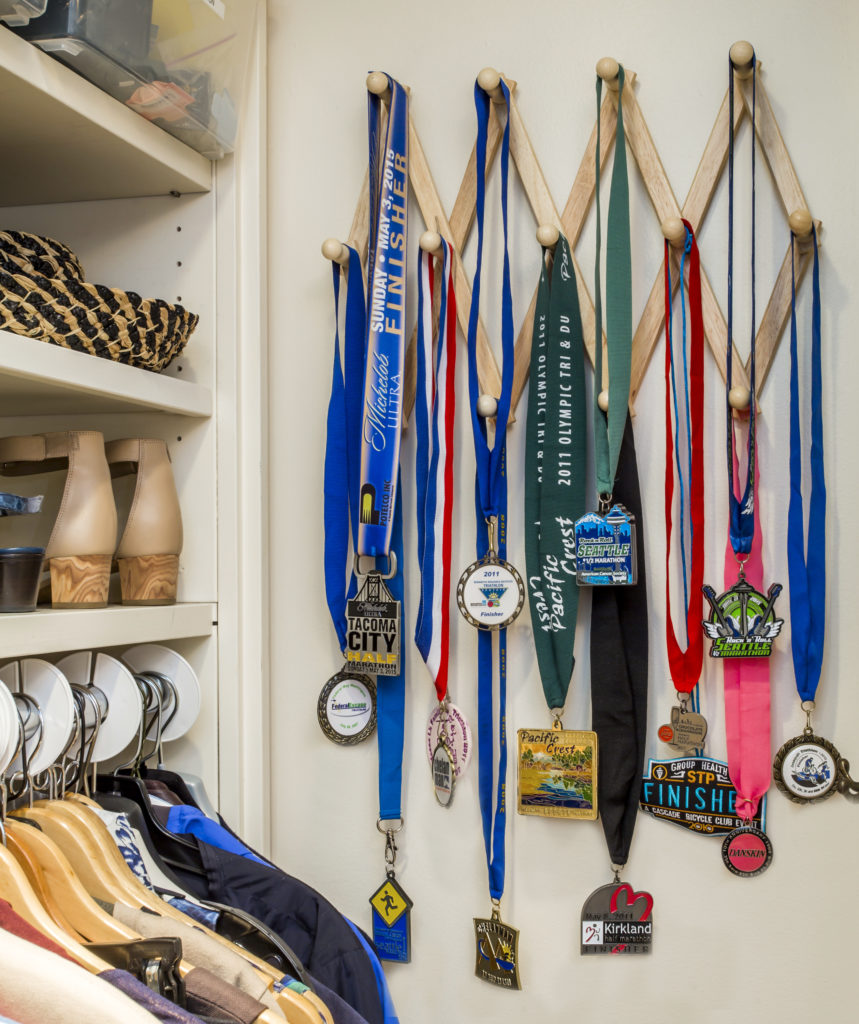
{"left": 468, "top": 77, "right": 514, "bottom": 902}
{"left": 663, "top": 224, "right": 705, "bottom": 699}
{"left": 593, "top": 67, "right": 632, "bottom": 502}
{"left": 726, "top": 54, "right": 756, "bottom": 558}
{"left": 358, "top": 74, "right": 409, "bottom": 562}
{"left": 589, "top": 65, "right": 649, "bottom": 873}
{"left": 788, "top": 229, "right": 824, "bottom": 702}
{"left": 415, "top": 241, "right": 457, "bottom": 702}
{"left": 363, "top": 73, "right": 409, "bottom": 827}
{"left": 722, "top": 51, "right": 770, "bottom": 823}
{"left": 525, "top": 234, "right": 586, "bottom": 714}
{"left": 323, "top": 249, "right": 365, "bottom": 653}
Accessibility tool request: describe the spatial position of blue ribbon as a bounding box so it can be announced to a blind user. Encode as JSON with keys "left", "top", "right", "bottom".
{"left": 379, "top": 486, "right": 406, "bottom": 821}
{"left": 323, "top": 250, "right": 365, "bottom": 651}
{"left": 788, "top": 228, "right": 825, "bottom": 702}
{"left": 467, "top": 77, "right": 514, "bottom": 901}
{"left": 726, "top": 53, "right": 757, "bottom": 555}
{"left": 358, "top": 75, "right": 409, "bottom": 560}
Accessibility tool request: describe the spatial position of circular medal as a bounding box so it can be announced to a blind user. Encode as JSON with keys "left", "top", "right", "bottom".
{"left": 721, "top": 826, "right": 773, "bottom": 877}
{"left": 456, "top": 558, "right": 525, "bottom": 630}
{"left": 773, "top": 733, "right": 839, "bottom": 803}
{"left": 317, "top": 669, "right": 376, "bottom": 745}
{"left": 426, "top": 702, "right": 473, "bottom": 778}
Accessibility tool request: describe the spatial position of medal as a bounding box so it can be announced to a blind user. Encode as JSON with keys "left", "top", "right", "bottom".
{"left": 457, "top": 535, "right": 525, "bottom": 631}
{"left": 772, "top": 702, "right": 859, "bottom": 803}
{"left": 721, "top": 824, "right": 773, "bottom": 877}
{"left": 573, "top": 504, "right": 637, "bottom": 586}
{"left": 467, "top": 70, "right": 518, "bottom": 988}
{"left": 344, "top": 566, "right": 401, "bottom": 676}
{"left": 317, "top": 668, "right": 376, "bottom": 745}
{"left": 370, "top": 824, "right": 413, "bottom": 963}
{"left": 517, "top": 726, "right": 597, "bottom": 819}
{"left": 702, "top": 576, "right": 783, "bottom": 658}
{"left": 659, "top": 220, "right": 707, "bottom": 751}
{"left": 581, "top": 878, "right": 653, "bottom": 955}
{"left": 473, "top": 903, "right": 521, "bottom": 989}
{"left": 425, "top": 701, "right": 472, "bottom": 779}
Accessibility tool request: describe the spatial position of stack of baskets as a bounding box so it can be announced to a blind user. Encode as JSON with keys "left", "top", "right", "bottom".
{"left": 0, "top": 230, "right": 198, "bottom": 372}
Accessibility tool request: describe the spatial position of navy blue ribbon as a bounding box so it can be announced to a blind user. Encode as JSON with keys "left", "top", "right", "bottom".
{"left": 468, "top": 77, "right": 514, "bottom": 901}
{"left": 788, "top": 228, "right": 824, "bottom": 702}
{"left": 726, "top": 53, "right": 757, "bottom": 555}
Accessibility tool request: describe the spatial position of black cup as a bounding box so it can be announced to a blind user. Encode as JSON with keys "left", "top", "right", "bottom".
{"left": 0, "top": 547, "right": 45, "bottom": 612}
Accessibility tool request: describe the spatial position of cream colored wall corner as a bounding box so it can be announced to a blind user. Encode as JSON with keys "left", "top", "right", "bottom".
{"left": 266, "top": 1, "right": 859, "bottom": 1021}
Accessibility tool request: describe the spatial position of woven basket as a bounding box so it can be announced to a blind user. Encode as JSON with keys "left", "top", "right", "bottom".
{"left": 0, "top": 230, "right": 198, "bottom": 373}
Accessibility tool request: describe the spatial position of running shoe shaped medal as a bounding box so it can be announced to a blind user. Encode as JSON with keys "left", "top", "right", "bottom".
{"left": 457, "top": 516, "right": 524, "bottom": 631}
{"left": 701, "top": 569, "right": 783, "bottom": 658}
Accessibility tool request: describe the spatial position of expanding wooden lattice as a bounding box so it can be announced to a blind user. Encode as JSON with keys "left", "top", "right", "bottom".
{"left": 322, "top": 43, "right": 820, "bottom": 423}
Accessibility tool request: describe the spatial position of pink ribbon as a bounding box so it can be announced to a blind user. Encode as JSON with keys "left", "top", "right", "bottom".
{"left": 723, "top": 453, "right": 771, "bottom": 822}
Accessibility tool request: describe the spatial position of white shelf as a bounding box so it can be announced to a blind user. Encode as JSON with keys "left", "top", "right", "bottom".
{"left": 0, "top": 330, "right": 211, "bottom": 416}
{"left": 0, "top": 25, "right": 212, "bottom": 205}
{"left": 0, "top": 602, "right": 216, "bottom": 659}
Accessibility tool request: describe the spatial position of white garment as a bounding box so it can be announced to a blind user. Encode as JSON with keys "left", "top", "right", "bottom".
{"left": 0, "top": 927, "right": 160, "bottom": 1024}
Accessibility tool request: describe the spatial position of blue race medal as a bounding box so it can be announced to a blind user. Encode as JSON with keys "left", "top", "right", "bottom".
{"left": 370, "top": 871, "right": 413, "bottom": 963}
{"left": 573, "top": 504, "right": 637, "bottom": 586}
{"left": 702, "top": 575, "right": 783, "bottom": 658}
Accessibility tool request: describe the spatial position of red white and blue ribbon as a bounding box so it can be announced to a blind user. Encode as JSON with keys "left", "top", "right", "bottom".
{"left": 414, "top": 241, "right": 457, "bottom": 702}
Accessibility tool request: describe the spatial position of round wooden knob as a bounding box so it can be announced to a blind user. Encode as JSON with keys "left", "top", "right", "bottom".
{"left": 729, "top": 41, "right": 755, "bottom": 78}
{"left": 789, "top": 208, "right": 813, "bottom": 238}
{"left": 728, "top": 385, "right": 751, "bottom": 410}
{"left": 476, "top": 394, "right": 498, "bottom": 418}
{"left": 661, "top": 217, "right": 687, "bottom": 248}
{"left": 597, "top": 389, "right": 609, "bottom": 412}
{"left": 536, "top": 224, "right": 560, "bottom": 248}
{"left": 420, "top": 230, "right": 442, "bottom": 255}
{"left": 596, "top": 57, "right": 620, "bottom": 89}
{"left": 321, "top": 238, "right": 348, "bottom": 264}
{"left": 477, "top": 67, "right": 502, "bottom": 93}
{"left": 366, "top": 71, "right": 389, "bottom": 96}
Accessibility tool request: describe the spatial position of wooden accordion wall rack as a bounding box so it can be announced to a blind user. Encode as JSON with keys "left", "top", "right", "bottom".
{"left": 321, "top": 41, "right": 820, "bottom": 419}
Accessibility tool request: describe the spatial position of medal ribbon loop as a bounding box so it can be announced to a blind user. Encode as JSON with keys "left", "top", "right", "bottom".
{"left": 357, "top": 74, "right": 409, "bottom": 560}
{"left": 468, "top": 76, "right": 514, "bottom": 901}
{"left": 415, "top": 241, "right": 457, "bottom": 703}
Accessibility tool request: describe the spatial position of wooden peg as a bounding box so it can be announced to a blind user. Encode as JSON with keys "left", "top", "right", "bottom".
{"left": 661, "top": 217, "right": 687, "bottom": 249}
{"left": 321, "top": 238, "right": 350, "bottom": 266}
{"left": 476, "top": 394, "right": 498, "bottom": 418}
{"left": 729, "top": 41, "right": 755, "bottom": 80}
{"left": 597, "top": 389, "right": 609, "bottom": 412}
{"left": 366, "top": 71, "right": 391, "bottom": 104}
{"left": 419, "top": 230, "right": 443, "bottom": 257}
{"left": 536, "top": 224, "right": 560, "bottom": 249}
{"left": 728, "top": 385, "right": 751, "bottom": 410}
{"left": 477, "top": 67, "right": 506, "bottom": 104}
{"left": 789, "top": 208, "right": 813, "bottom": 238}
{"left": 596, "top": 57, "right": 620, "bottom": 91}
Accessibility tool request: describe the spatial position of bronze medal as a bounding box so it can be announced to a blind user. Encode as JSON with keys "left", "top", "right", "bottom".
{"left": 474, "top": 907, "right": 521, "bottom": 989}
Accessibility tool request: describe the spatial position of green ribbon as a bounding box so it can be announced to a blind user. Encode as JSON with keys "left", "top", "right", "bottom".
{"left": 593, "top": 66, "right": 632, "bottom": 498}
{"left": 525, "top": 234, "right": 587, "bottom": 711}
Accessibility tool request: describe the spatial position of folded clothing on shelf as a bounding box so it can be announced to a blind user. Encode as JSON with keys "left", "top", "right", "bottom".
{"left": 0, "top": 229, "right": 198, "bottom": 373}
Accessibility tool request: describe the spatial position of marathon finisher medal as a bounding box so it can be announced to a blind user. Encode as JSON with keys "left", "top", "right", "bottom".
{"left": 702, "top": 575, "right": 784, "bottom": 658}
{"left": 474, "top": 907, "right": 521, "bottom": 989}
{"left": 658, "top": 695, "right": 707, "bottom": 753}
{"left": 317, "top": 668, "right": 376, "bottom": 745}
{"left": 457, "top": 518, "right": 525, "bottom": 631}
{"left": 345, "top": 571, "right": 400, "bottom": 676}
{"left": 574, "top": 504, "right": 637, "bottom": 586}
{"left": 581, "top": 881, "right": 653, "bottom": 955}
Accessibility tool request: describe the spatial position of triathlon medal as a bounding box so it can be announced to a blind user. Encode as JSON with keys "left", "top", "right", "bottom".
{"left": 574, "top": 505, "right": 637, "bottom": 586}
{"left": 317, "top": 668, "right": 376, "bottom": 745}
{"left": 721, "top": 825, "right": 773, "bottom": 877}
{"left": 474, "top": 906, "right": 521, "bottom": 989}
{"left": 658, "top": 695, "right": 707, "bottom": 753}
{"left": 517, "top": 726, "right": 597, "bottom": 819}
{"left": 702, "top": 576, "right": 783, "bottom": 658}
{"left": 370, "top": 873, "right": 413, "bottom": 963}
{"left": 457, "top": 519, "right": 524, "bottom": 630}
{"left": 345, "top": 571, "right": 400, "bottom": 676}
{"left": 581, "top": 881, "right": 653, "bottom": 955}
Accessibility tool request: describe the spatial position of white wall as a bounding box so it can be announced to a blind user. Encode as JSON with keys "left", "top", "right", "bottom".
{"left": 266, "top": 2, "right": 859, "bottom": 1021}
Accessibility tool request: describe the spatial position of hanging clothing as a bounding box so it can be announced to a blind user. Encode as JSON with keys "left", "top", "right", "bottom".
{"left": 166, "top": 807, "right": 269, "bottom": 867}
{"left": 0, "top": 898, "right": 75, "bottom": 963}
{"left": 183, "top": 966, "right": 270, "bottom": 1024}
{"left": 99, "top": 971, "right": 205, "bottom": 1024}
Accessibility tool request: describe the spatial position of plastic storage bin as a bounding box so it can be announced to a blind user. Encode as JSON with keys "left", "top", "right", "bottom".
{"left": 0, "top": 0, "right": 47, "bottom": 27}
{"left": 13, "top": 0, "right": 258, "bottom": 159}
